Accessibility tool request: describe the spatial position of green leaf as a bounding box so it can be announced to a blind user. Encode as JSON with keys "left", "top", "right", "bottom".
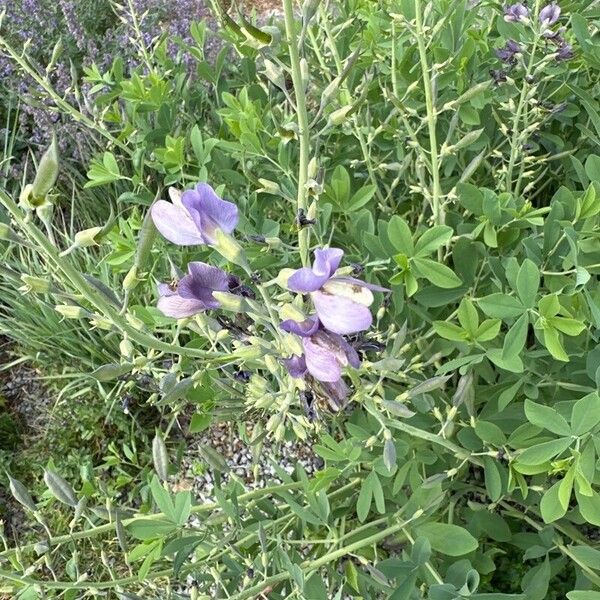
{"left": 486, "top": 348, "right": 524, "bottom": 374}
{"left": 127, "top": 519, "right": 177, "bottom": 541}
{"left": 414, "top": 226, "right": 453, "bottom": 257}
{"left": 502, "top": 313, "right": 529, "bottom": 361}
{"left": 483, "top": 457, "right": 502, "bottom": 501}
{"left": 387, "top": 216, "right": 414, "bottom": 255}
{"left": 548, "top": 317, "right": 586, "bottom": 337}
{"left": 571, "top": 393, "right": 600, "bottom": 436}
{"left": 475, "top": 319, "right": 502, "bottom": 342}
{"left": 189, "top": 413, "right": 212, "bottom": 434}
{"left": 575, "top": 489, "right": 600, "bottom": 526}
{"left": 347, "top": 185, "right": 377, "bottom": 211}
{"left": 540, "top": 480, "right": 568, "bottom": 523}
{"left": 478, "top": 293, "right": 525, "bottom": 319}
{"left": 516, "top": 259, "right": 540, "bottom": 308}
{"left": 567, "top": 593, "right": 600, "bottom": 600}
{"left": 474, "top": 421, "right": 506, "bottom": 446}
{"left": 457, "top": 298, "right": 479, "bottom": 336}
{"left": 415, "top": 522, "right": 478, "bottom": 556}
{"left": 432, "top": 321, "right": 466, "bottom": 342}
{"left": 150, "top": 476, "right": 175, "bottom": 522}
{"left": 542, "top": 327, "right": 569, "bottom": 362}
{"left": 517, "top": 437, "right": 572, "bottom": 466}
{"left": 356, "top": 475, "right": 373, "bottom": 522}
{"left": 524, "top": 399, "right": 571, "bottom": 436}
{"left": 558, "top": 466, "right": 575, "bottom": 511}
{"left": 412, "top": 257, "right": 462, "bottom": 288}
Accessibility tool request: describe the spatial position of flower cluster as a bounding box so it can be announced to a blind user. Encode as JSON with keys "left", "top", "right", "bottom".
{"left": 150, "top": 183, "right": 387, "bottom": 408}
{"left": 280, "top": 249, "right": 387, "bottom": 406}
{"left": 499, "top": 2, "right": 574, "bottom": 64}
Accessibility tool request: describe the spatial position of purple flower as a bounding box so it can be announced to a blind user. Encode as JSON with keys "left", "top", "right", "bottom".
{"left": 280, "top": 316, "right": 360, "bottom": 383}
{"left": 157, "top": 262, "right": 230, "bottom": 318}
{"left": 556, "top": 43, "right": 574, "bottom": 61}
{"left": 540, "top": 3, "right": 560, "bottom": 26}
{"left": 504, "top": 3, "right": 529, "bottom": 22}
{"left": 151, "top": 184, "right": 239, "bottom": 246}
{"left": 287, "top": 248, "right": 387, "bottom": 335}
{"left": 495, "top": 39, "right": 522, "bottom": 63}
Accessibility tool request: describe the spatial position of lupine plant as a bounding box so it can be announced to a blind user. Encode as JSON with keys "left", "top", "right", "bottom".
{"left": 2, "top": 0, "right": 600, "bottom": 598}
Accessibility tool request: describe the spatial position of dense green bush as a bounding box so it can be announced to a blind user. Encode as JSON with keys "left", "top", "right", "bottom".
{"left": 2, "top": 0, "right": 600, "bottom": 598}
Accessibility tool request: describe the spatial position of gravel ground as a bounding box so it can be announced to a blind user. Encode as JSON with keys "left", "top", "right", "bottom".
{"left": 175, "top": 420, "right": 324, "bottom": 503}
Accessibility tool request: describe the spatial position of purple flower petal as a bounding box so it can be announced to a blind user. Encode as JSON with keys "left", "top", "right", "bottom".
{"left": 312, "top": 290, "right": 373, "bottom": 335}
{"left": 283, "top": 355, "right": 307, "bottom": 378}
{"left": 335, "top": 334, "right": 361, "bottom": 368}
{"left": 540, "top": 3, "right": 560, "bottom": 25}
{"left": 287, "top": 248, "right": 344, "bottom": 292}
{"left": 303, "top": 336, "right": 342, "bottom": 382}
{"left": 312, "top": 248, "right": 344, "bottom": 278}
{"left": 280, "top": 315, "right": 320, "bottom": 337}
{"left": 287, "top": 267, "right": 330, "bottom": 293}
{"left": 178, "top": 262, "right": 229, "bottom": 309}
{"left": 151, "top": 200, "right": 205, "bottom": 246}
{"left": 157, "top": 295, "right": 207, "bottom": 319}
{"left": 320, "top": 379, "right": 350, "bottom": 408}
{"left": 182, "top": 183, "right": 238, "bottom": 245}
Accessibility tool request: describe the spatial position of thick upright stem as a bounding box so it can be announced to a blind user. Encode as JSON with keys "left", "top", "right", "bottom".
{"left": 414, "top": 0, "right": 443, "bottom": 231}
{"left": 282, "top": 0, "right": 310, "bottom": 266}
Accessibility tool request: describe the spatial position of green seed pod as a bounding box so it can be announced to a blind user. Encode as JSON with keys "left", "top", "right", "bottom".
{"left": 0, "top": 223, "right": 23, "bottom": 244}
{"left": 90, "top": 362, "right": 133, "bottom": 382}
{"left": 133, "top": 207, "right": 157, "bottom": 271}
{"left": 31, "top": 136, "right": 59, "bottom": 202}
{"left": 152, "top": 431, "right": 169, "bottom": 481}
{"left": 300, "top": 58, "right": 309, "bottom": 93}
{"left": 122, "top": 265, "right": 140, "bottom": 292}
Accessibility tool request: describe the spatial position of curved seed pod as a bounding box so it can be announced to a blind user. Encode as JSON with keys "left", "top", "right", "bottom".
{"left": 152, "top": 432, "right": 169, "bottom": 481}
{"left": 8, "top": 475, "right": 37, "bottom": 513}
{"left": 43, "top": 469, "right": 77, "bottom": 507}
{"left": 90, "top": 362, "right": 133, "bottom": 382}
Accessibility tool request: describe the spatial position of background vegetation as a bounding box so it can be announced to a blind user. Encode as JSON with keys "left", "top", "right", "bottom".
{"left": 1, "top": 0, "right": 600, "bottom": 598}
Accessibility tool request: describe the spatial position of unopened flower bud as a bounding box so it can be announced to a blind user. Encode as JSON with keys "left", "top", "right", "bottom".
{"left": 0, "top": 223, "right": 23, "bottom": 244}
{"left": 123, "top": 265, "right": 140, "bottom": 291}
{"left": 257, "top": 179, "right": 281, "bottom": 195}
{"left": 329, "top": 105, "right": 353, "bottom": 126}
{"left": 20, "top": 274, "right": 52, "bottom": 294}
{"left": 60, "top": 227, "right": 102, "bottom": 257}
{"left": 212, "top": 291, "right": 248, "bottom": 312}
{"left": 90, "top": 316, "right": 114, "bottom": 330}
{"left": 213, "top": 229, "right": 248, "bottom": 269}
{"left": 125, "top": 313, "right": 145, "bottom": 330}
{"left": 308, "top": 157, "right": 318, "bottom": 179}
{"left": 31, "top": 136, "right": 59, "bottom": 202}
{"left": 265, "top": 236, "right": 282, "bottom": 248}
{"left": 120, "top": 338, "right": 134, "bottom": 359}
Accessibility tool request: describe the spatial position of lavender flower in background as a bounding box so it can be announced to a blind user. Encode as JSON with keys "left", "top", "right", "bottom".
{"left": 540, "top": 3, "right": 561, "bottom": 26}
{"left": 495, "top": 39, "right": 522, "bottom": 64}
{"left": 151, "top": 184, "right": 239, "bottom": 246}
{"left": 281, "top": 316, "right": 360, "bottom": 383}
{"left": 157, "top": 261, "right": 230, "bottom": 318}
{"left": 287, "top": 248, "right": 387, "bottom": 335}
{"left": 503, "top": 3, "right": 529, "bottom": 22}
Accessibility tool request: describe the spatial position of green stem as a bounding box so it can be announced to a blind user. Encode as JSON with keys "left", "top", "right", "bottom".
{"left": 505, "top": 1, "right": 542, "bottom": 194}
{"left": 282, "top": 0, "right": 310, "bottom": 267}
{"left": 0, "top": 481, "right": 304, "bottom": 560}
{"left": 414, "top": 0, "right": 443, "bottom": 232}
{"left": 230, "top": 514, "right": 415, "bottom": 599}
